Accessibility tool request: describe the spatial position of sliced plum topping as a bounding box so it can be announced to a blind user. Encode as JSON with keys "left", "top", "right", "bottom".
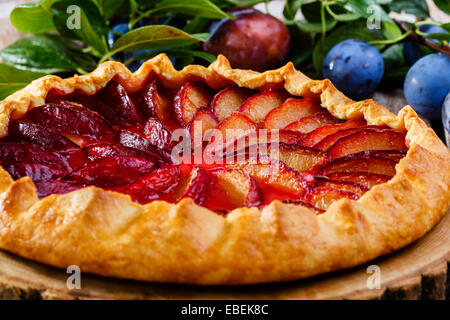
{"left": 136, "top": 80, "right": 171, "bottom": 122}
{"left": 312, "top": 177, "right": 369, "bottom": 197}
{"left": 96, "top": 80, "right": 141, "bottom": 126}
{"left": 264, "top": 97, "right": 322, "bottom": 129}
{"left": 239, "top": 90, "right": 288, "bottom": 124}
{"left": 5, "top": 163, "right": 67, "bottom": 181}
{"left": 317, "top": 156, "right": 397, "bottom": 176}
{"left": 212, "top": 85, "right": 254, "bottom": 121}
{"left": 302, "top": 187, "right": 359, "bottom": 211}
{"left": 34, "top": 180, "right": 86, "bottom": 198}
{"left": 325, "top": 172, "right": 391, "bottom": 189}
{"left": 213, "top": 112, "right": 257, "bottom": 148}
{"left": 0, "top": 142, "right": 70, "bottom": 170}
{"left": 66, "top": 156, "right": 157, "bottom": 187}
{"left": 26, "top": 103, "right": 113, "bottom": 140}
{"left": 226, "top": 156, "right": 307, "bottom": 197}
{"left": 301, "top": 120, "right": 366, "bottom": 148}
{"left": 313, "top": 125, "right": 388, "bottom": 151}
{"left": 117, "top": 166, "right": 182, "bottom": 204}
{"left": 116, "top": 129, "right": 171, "bottom": 163}
{"left": 344, "top": 150, "right": 406, "bottom": 162}
{"left": 188, "top": 107, "right": 218, "bottom": 146}
{"left": 2, "top": 78, "right": 409, "bottom": 213}
{"left": 266, "top": 143, "right": 331, "bottom": 174}
{"left": 276, "top": 130, "right": 306, "bottom": 145}
{"left": 207, "top": 168, "right": 262, "bottom": 210}
{"left": 66, "top": 95, "right": 123, "bottom": 126}
{"left": 178, "top": 166, "right": 212, "bottom": 206}
{"left": 174, "top": 81, "right": 213, "bottom": 125}
{"left": 82, "top": 143, "right": 156, "bottom": 161}
{"left": 9, "top": 120, "right": 78, "bottom": 153}
{"left": 67, "top": 149, "right": 91, "bottom": 170}
{"left": 143, "top": 118, "right": 175, "bottom": 151}
{"left": 284, "top": 111, "right": 341, "bottom": 133}
{"left": 327, "top": 129, "right": 407, "bottom": 159}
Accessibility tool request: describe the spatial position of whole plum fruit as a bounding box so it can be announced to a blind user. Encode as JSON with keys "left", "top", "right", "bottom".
{"left": 403, "top": 24, "right": 448, "bottom": 65}
{"left": 203, "top": 8, "right": 290, "bottom": 71}
{"left": 322, "top": 39, "right": 384, "bottom": 100}
{"left": 404, "top": 53, "right": 450, "bottom": 119}
{"left": 441, "top": 92, "right": 450, "bottom": 133}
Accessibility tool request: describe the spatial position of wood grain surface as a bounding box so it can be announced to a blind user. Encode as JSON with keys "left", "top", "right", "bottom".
{"left": 0, "top": 0, "right": 448, "bottom": 300}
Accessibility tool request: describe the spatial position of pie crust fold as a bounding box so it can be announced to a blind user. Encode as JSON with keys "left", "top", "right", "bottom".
{"left": 0, "top": 54, "right": 448, "bottom": 285}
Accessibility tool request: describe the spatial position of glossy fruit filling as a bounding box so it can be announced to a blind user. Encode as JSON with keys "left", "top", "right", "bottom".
{"left": 0, "top": 79, "right": 409, "bottom": 214}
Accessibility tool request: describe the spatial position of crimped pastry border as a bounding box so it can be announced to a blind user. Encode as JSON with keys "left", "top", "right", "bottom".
{"left": 0, "top": 54, "right": 448, "bottom": 285}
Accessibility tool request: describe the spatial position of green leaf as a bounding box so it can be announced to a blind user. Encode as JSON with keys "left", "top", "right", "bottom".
{"left": 52, "top": 0, "right": 109, "bottom": 36}
{"left": 51, "top": 0, "right": 108, "bottom": 55}
{"left": 284, "top": 0, "right": 305, "bottom": 20}
{"left": 338, "top": 0, "right": 392, "bottom": 22}
{"left": 381, "top": 21, "right": 402, "bottom": 40}
{"left": 221, "top": 0, "right": 266, "bottom": 6}
{"left": 143, "top": 0, "right": 232, "bottom": 20}
{"left": 127, "top": 0, "right": 139, "bottom": 19}
{"left": 328, "top": 11, "right": 361, "bottom": 21}
{"left": 382, "top": 43, "right": 409, "bottom": 80}
{"left": 0, "top": 35, "right": 80, "bottom": 74}
{"left": 295, "top": 20, "right": 337, "bottom": 33}
{"left": 10, "top": 0, "right": 59, "bottom": 34}
{"left": 441, "top": 23, "right": 450, "bottom": 33}
{"left": 111, "top": 26, "right": 209, "bottom": 54}
{"left": 388, "top": 0, "right": 429, "bottom": 18}
{"left": 184, "top": 16, "right": 210, "bottom": 34}
{"left": 324, "top": 3, "right": 361, "bottom": 21}
{"left": 0, "top": 63, "right": 46, "bottom": 100}
{"left": 301, "top": 1, "right": 333, "bottom": 22}
{"left": 128, "top": 49, "right": 217, "bottom": 65}
{"left": 41, "top": 34, "right": 97, "bottom": 72}
{"left": 433, "top": 0, "right": 450, "bottom": 15}
{"left": 97, "top": 0, "right": 125, "bottom": 19}
{"left": 312, "top": 22, "right": 382, "bottom": 73}
{"left": 426, "top": 32, "right": 450, "bottom": 41}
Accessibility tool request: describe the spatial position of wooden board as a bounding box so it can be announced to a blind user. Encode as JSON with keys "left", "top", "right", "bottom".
{"left": 0, "top": 208, "right": 448, "bottom": 300}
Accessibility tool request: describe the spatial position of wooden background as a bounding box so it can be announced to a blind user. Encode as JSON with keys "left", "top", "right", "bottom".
{"left": 0, "top": 0, "right": 449, "bottom": 300}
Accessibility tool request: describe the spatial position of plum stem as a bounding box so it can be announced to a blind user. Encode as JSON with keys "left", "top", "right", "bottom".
{"left": 369, "top": 31, "right": 412, "bottom": 45}
{"left": 320, "top": 2, "right": 327, "bottom": 45}
{"left": 393, "top": 18, "right": 450, "bottom": 56}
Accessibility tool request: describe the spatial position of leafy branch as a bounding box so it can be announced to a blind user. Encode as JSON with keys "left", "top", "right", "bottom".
{"left": 394, "top": 19, "right": 450, "bottom": 55}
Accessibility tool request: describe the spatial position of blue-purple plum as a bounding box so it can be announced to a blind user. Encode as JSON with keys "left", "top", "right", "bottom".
{"left": 322, "top": 39, "right": 384, "bottom": 100}
{"left": 404, "top": 53, "right": 450, "bottom": 119}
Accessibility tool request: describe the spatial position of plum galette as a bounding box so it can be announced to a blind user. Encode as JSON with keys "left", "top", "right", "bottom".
{"left": 0, "top": 54, "right": 448, "bottom": 284}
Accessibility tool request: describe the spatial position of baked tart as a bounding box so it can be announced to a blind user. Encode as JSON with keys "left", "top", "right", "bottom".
{"left": 0, "top": 54, "right": 448, "bottom": 285}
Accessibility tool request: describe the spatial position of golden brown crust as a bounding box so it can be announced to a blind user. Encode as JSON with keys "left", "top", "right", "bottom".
{"left": 0, "top": 54, "right": 448, "bottom": 284}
